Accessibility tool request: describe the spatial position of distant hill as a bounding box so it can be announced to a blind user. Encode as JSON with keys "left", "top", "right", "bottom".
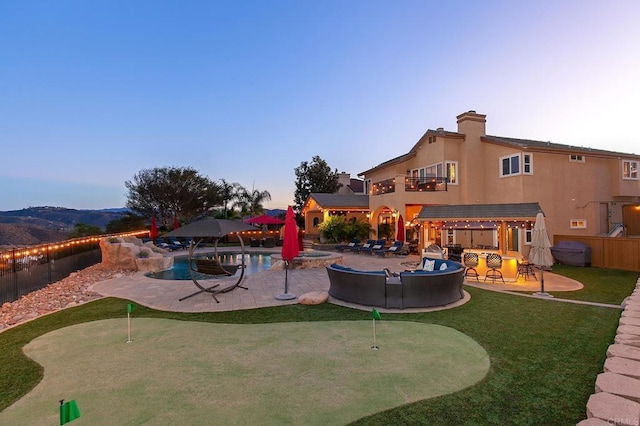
{"left": 0, "top": 206, "right": 129, "bottom": 247}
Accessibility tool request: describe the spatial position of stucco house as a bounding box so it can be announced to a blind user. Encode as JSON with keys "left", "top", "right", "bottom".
{"left": 301, "top": 173, "right": 370, "bottom": 239}
{"left": 357, "top": 110, "right": 640, "bottom": 258}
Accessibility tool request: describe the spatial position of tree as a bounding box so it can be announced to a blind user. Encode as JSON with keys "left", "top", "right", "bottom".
{"left": 217, "top": 179, "right": 242, "bottom": 219}
{"left": 234, "top": 187, "right": 272, "bottom": 217}
{"left": 105, "top": 213, "right": 147, "bottom": 233}
{"left": 293, "top": 156, "right": 341, "bottom": 213}
{"left": 125, "top": 167, "right": 221, "bottom": 226}
{"left": 67, "top": 223, "right": 103, "bottom": 238}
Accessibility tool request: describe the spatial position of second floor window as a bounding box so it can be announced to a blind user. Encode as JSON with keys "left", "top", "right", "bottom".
{"left": 623, "top": 160, "right": 639, "bottom": 180}
{"left": 500, "top": 153, "right": 532, "bottom": 177}
{"left": 500, "top": 154, "right": 520, "bottom": 177}
{"left": 446, "top": 161, "right": 458, "bottom": 184}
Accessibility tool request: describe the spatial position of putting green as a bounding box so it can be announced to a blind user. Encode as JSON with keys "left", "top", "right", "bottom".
{"left": 2, "top": 319, "right": 489, "bottom": 425}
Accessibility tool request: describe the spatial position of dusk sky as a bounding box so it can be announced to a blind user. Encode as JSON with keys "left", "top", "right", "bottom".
{"left": 2, "top": 1, "right": 639, "bottom": 211}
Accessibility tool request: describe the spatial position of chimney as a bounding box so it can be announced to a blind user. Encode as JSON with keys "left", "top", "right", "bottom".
{"left": 456, "top": 110, "right": 486, "bottom": 137}
{"left": 338, "top": 172, "right": 351, "bottom": 192}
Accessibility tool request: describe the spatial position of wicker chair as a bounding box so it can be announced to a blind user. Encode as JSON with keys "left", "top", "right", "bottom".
{"left": 463, "top": 252, "right": 480, "bottom": 281}
{"left": 485, "top": 253, "right": 505, "bottom": 284}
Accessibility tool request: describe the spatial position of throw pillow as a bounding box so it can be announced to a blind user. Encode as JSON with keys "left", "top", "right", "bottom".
{"left": 439, "top": 263, "right": 448, "bottom": 271}
{"left": 424, "top": 259, "right": 435, "bottom": 271}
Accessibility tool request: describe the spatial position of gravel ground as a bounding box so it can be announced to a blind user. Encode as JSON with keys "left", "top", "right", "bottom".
{"left": 0, "top": 264, "right": 136, "bottom": 331}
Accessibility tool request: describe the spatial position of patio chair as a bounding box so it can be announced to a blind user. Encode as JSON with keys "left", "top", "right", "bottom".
{"left": 352, "top": 239, "right": 374, "bottom": 253}
{"left": 155, "top": 238, "right": 182, "bottom": 251}
{"left": 374, "top": 240, "right": 407, "bottom": 257}
{"left": 463, "top": 252, "right": 480, "bottom": 281}
{"left": 361, "top": 239, "right": 385, "bottom": 255}
{"left": 335, "top": 238, "right": 360, "bottom": 252}
{"left": 484, "top": 253, "right": 505, "bottom": 284}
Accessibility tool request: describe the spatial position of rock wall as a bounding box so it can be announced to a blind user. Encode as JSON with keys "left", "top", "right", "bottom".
{"left": 99, "top": 237, "right": 173, "bottom": 272}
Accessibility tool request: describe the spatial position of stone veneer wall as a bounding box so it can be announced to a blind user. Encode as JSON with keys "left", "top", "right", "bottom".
{"left": 578, "top": 276, "right": 640, "bottom": 425}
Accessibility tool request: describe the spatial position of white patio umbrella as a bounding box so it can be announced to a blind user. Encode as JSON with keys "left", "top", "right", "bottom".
{"left": 529, "top": 212, "right": 555, "bottom": 297}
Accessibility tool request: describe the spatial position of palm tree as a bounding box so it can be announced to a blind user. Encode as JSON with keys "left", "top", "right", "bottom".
{"left": 235, "top": 187, "right": 271, "bottom": 218}
{"left": 218, "top": 179, "right": 242, "bottom": 219}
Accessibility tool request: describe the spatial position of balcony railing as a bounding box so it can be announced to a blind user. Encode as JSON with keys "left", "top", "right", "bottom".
{"left": 404, "top": 176, "right": 448, "bottom": 192}
{"left": 371, "top": 178, "right": 396, "bottom": 195}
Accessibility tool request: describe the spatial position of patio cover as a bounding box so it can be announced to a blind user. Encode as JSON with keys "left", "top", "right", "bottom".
{"left": 417, "top": 202, "right": 543, "bottom": 222}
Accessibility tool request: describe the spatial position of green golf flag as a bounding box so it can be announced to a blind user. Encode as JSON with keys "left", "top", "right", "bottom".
{"left": 372, "top": 308, "right": 381, "bottom": 320}
{"left": 59, "top": 399, "right": 80, "bottom": 425}
{"left": 127, "top": 303, "right": 135, "bottom": 314}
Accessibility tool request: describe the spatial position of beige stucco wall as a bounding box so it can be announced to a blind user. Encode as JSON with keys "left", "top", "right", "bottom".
{"left": 361, "top": 111, "right": 640, "bottom": 252}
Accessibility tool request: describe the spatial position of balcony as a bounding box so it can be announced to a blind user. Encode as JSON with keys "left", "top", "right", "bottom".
{"left": 370, "top": 177, "right": 448, "bottom": 196}
{"left": 371, "top": 178, "right": 395, "bottom": 195}
{"left": 404, "top": 176, "right": 448, "bottom": 192}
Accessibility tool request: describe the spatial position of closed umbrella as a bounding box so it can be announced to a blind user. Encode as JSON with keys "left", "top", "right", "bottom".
{"left": 150, "top": 217, "right": 159, "bottom": 241}
{"left": 277, "top": 206, "right": 299, "bottom": 300}
{"left": 396, "top": 214, "right": 405, "bottom": 242}
{"left": 529, "top": 212, "right": 554, "bottom": 297}
{"left": 173, "top": 216, "right": 180, "bottom": 230}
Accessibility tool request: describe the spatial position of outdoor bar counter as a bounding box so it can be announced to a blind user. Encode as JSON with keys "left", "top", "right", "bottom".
{"left": 461, "top": 249, "right": 521, "bottom": 282}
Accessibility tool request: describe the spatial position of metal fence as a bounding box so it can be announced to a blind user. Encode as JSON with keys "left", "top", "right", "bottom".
{"left": 0, "top": 231, "right": 147, "bottom": 304}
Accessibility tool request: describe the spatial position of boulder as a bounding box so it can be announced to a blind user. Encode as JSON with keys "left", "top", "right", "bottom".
{"left": 298, "top": 291, "right": 329, "bottom": 305}
{"left": 100, "top": 237, "right": 171, "bottom": 272}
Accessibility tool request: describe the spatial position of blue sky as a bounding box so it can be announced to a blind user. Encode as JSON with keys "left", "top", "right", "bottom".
{"left": 2, "top": 0, "right": 639, "bottom": 211}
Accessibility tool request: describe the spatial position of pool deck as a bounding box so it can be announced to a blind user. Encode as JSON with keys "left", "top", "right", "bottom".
{"left": 90, "top": 247, "right": 587, "bottom": 314}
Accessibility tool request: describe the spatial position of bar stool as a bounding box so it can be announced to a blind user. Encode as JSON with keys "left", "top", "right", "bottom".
{"left": 516, "top": 259, "right": 537, "bottom": 281}
{"left": 463, "top": 252, "right": 480, "bottom": 281}
{"left": 485, "top": 253, "right": 505, "bottom": 284}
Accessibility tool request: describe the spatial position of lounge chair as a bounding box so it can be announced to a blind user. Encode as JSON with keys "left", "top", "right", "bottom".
{"left": 361, "top": 239, "right": 386, "bottom": 255}
{"left": 352, "top": 239, "right": 374, "bottom": 254}
{"left": 374, "top": 241, "right": 408, "bottom": 257}
{"left": 335, "top": 238, "right": 360, "bottom": 252}
{"left": 155, "top": 237, "right": 182, "bottom": 251}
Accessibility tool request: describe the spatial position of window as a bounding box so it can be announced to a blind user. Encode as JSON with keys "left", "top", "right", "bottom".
{"left": 364, "top": 179, "right": 371, "bottom": 194}
{"left": 525, "top": 229, "right": 532, "bottom": 245}
{"left": 570, "top": 154, "right": 585, "bottom": 162}
{"left": 570, "top": 219, "right": 587, "bottom": 229}
{"left": 445, "top": 161, "right": 458, "bottom": 184}
{"left": 523, "top": 153, "right": 532, "bottom": 175}
{"left": 500, "top": 154, "right": 520, "bottom": 177}
{"left": 623, "top": 160, "right": 639, "bottom": 180}
{"left": 425, "top": 163, "right": 443, "bottom": 178}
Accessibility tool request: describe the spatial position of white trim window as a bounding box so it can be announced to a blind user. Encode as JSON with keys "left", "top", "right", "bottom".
{"left": 523, "top": 153, "right": 533, "bottom": 175}
{"left": 500, "top": 153, "right": 533, "bottom": 177}
{"left": 500, "top": 154, "right": 521, "bottom": 177}
{"left": 364, "top": 179, "right": 371, "bottom": 194}
{"left": 445, "top": 161, "right": 458, "bottom": 184}
{"left": 570, "top": 219, "right": 587, "bottom": 229}
{"left": 425, "top": 163, "right": 443, "bottom": 178}
{"left": 622, "top": 160, "right": 639, "bottom": 180}
{"left": 570, "top": 154, "right": 585, "bottom": 163}
{"left": 525, "top": 228, "right": 532, "bottom": 245}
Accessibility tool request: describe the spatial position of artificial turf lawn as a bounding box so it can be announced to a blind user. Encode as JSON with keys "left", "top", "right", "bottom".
{"left": 0, "top": 319, "right": 489, "bottom": 425}
{"left": 0, "top": 265, "right": 635, "bottom": 424}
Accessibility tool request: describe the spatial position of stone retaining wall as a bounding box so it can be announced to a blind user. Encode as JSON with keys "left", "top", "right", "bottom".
{"left": 578, "top": 277, "right": 640, "bottom": 425}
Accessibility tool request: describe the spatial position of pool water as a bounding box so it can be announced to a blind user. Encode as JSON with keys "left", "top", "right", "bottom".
{"left": 146, "top": 252, "right": 272, "bottom": 280}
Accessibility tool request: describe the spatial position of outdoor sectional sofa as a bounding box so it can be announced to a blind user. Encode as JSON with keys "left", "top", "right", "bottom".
{"left": 326, "top": 257, "right": 465, "bottom": 309}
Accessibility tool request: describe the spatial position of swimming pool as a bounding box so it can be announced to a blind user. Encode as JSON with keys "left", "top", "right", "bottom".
{"left": 146, "top": 252, "right": 272, "bottom": 280}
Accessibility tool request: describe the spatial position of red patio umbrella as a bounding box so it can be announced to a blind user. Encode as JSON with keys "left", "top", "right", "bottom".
{"left": 244, "top": 214, "right": 285, "bottom": 225}
{"left": 173, "top": 216, "right": 180, "bottom": 230}
{"left": 150, "top": 217, "right": 159, "bottom": 240}
{"left": 277, "top": 206, "right": 299, "bottom": 300}
{"left": 396, "top": 214, "right": 405, "bottom": 242}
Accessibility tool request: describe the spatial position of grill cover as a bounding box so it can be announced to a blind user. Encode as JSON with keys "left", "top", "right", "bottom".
{"left": 550, "top": 241, "right": 592, "bottom": 266}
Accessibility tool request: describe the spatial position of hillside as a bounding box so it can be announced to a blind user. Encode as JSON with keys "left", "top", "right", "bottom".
{"left": 0, "top": 207, "right": 128, "bottom": 247}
